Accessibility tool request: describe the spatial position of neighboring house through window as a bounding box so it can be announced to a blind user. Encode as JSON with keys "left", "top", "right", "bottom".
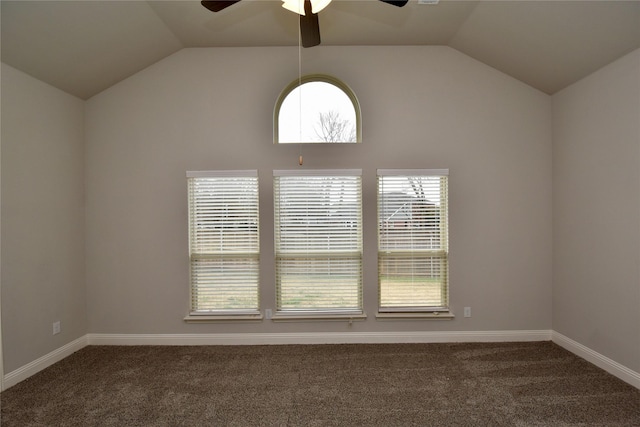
{"left": 377, "top": 169, "right": 450, "bottom": 316}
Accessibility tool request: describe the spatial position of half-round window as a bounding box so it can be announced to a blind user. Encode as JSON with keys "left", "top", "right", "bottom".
{"left": 274, "top": 74, "right": 361, "bottom": 144}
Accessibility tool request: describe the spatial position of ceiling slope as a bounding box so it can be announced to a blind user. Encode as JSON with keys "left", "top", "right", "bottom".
{"left": 1, "top": 1, "right": 183, "bottom": 99}
{"left": 1, "top": 0, "right": 639, "bottom": 99}
{"left": 450, "top": 1, "right": 640, "bottom": 94}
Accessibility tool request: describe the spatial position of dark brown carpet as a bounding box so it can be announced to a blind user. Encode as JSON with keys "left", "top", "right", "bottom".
{"left": 1, "top": 341, "right": 638, "bottom": 426}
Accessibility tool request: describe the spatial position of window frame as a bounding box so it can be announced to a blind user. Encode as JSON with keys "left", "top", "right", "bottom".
{"left": 376, "top": 169, "right": 453, "bottom": 319}
{"left": 273, "top": 74, "right": 362, "bottom": 144}
{"left": 273, "top": 169, "right": 365, "bottom": 320}
{"left": 184, "top": 170, "right": 262, "bottom": 322}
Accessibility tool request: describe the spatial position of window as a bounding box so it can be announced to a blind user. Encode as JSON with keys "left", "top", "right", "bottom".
{"left": 274, "top": 74, "right": 361, "bottom": 144}
{"left": 377, "top": 170, "right": 450, "bottom": 316}
{"left": 274, "top": 170, "right": 363, "bottom": 317}
{"left": 186, "top": 171, "right": 260, "bottom": 318}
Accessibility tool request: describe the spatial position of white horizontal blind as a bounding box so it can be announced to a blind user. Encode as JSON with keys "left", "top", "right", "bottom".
{"left": 274, "top": 170, "right": 363, "bottom": 314}
{"left": 377, "top": 169, "right": 449, "bottom": 312}
{"left": 187, "top": 171, "right": 259, "bottom": 314}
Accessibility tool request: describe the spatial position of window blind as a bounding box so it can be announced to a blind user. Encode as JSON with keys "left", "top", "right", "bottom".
{"left": 187, "top": 170, "right": 259, "bottom": 315}
{"left": 377, "top": 169, "right": 449, "bottom": 312}
{"left": 274, "top": 170, "right": 363, "bottom": 314}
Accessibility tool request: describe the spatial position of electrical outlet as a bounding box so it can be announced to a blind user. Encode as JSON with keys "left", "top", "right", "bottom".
{"left": 464, "top": 307, "right": 471, "bottom": 318}
{"left": 265, "top": 309, "right": 272, "bottom": 320}
{"left": 53, "top": 321, "right": 61, "bottom": 335}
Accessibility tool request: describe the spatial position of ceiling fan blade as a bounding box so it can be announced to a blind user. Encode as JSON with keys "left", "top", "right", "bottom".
{"left": 378, "top": 0, "right": 409, "bottom": 6}
{"left": 201, "top": 1, "right": 242, "bottom": 13}
{"left": 300, "top": 0, "right": 321, "bottom": 48}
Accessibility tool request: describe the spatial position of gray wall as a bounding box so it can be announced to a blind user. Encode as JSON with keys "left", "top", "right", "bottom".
{"left": 552, "top": 49, "right": 640, "bottom": 372}
{"left": 84, "top": 46, "right": 553, "bottom": 335}
{"left": 4, "top": 45, "right": 638, "bottom": 379}
{"left": 1, "top": 63, "right": 86, "bottom": 372}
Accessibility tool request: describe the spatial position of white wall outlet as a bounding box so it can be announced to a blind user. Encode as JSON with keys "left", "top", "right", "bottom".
{"left": 265, "top": 309, "right": 272, "bottom": 320}
{"left": 464, "top": 307, "right": 471, "bottom": 318}
{"left": 53, "top": 321, "right": 61, "bottom": 335}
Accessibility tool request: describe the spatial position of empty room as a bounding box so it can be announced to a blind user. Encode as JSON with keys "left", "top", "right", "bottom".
{"left": 1, "top": 0, "right": 639, "bottom": 425}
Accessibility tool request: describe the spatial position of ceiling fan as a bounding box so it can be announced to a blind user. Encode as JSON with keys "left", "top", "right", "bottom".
{"left": 201, "top": 0, "right": 409, "bottom": 48}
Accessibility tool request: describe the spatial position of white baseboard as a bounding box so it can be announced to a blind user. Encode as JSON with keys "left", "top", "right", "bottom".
{"left": 552, "top": 331, "right": 640, "bottom": 389}
{"left": 3, "top": 330, "right": 548, "bottom": 389}
{"left": 2, "top": 336, "right": 88, "bottom": 390}
{"left": 86, "top": 330, "right": 552, "bottom": 346}
{"left": 4, "top": 330, "right": 549, "bottom": 389}
{"left": 9, "top": 330, "right": 637, "bottom": 391}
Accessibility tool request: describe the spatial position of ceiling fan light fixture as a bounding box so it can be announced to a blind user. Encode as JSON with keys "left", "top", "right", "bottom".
{"left": 282, "top": 0, "right": 331, "bottom": 15}
{"left": 311, "top": 0, "right": 332, "bottom": 13}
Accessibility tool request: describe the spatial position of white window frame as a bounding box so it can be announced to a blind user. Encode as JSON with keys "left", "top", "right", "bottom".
{"left": 273, "top": 169, "right": 365, "bottom": 320}
{"left": 376, "top": 169, "right": 453, "bottom": 319}
{"left": 185, "top": 170, "right": 261, "bottom": 321}
{"left": 274, "top": 74, "right": 362, "bottom": 144}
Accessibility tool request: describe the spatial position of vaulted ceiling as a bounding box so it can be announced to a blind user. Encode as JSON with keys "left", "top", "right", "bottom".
{"left": 2, "top": 0, "right": 639, "bottom": 100}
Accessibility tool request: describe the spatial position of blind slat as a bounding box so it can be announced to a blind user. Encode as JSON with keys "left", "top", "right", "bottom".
{"left": 274, "top": 173, "right": 363, "bottom": 314}
{"left": 377, "top": 173, "right": 449, "bottom": 311}
{"left": 188, "top": 173, "right": 260, "bottom": 314}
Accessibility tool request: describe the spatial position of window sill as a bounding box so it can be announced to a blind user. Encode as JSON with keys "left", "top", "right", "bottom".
{"left": 271, "top": 312, "right": 367, "bottom": 322}
{"left": 376, "top": 312, "right": 454, "bottom": 320}
{"left": 184, "top": 314, "right": 264, "bottom": 323}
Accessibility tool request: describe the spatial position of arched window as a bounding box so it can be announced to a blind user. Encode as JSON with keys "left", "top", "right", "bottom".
{"left": 274, "top": 74, "right": 361, "bottom": 144}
